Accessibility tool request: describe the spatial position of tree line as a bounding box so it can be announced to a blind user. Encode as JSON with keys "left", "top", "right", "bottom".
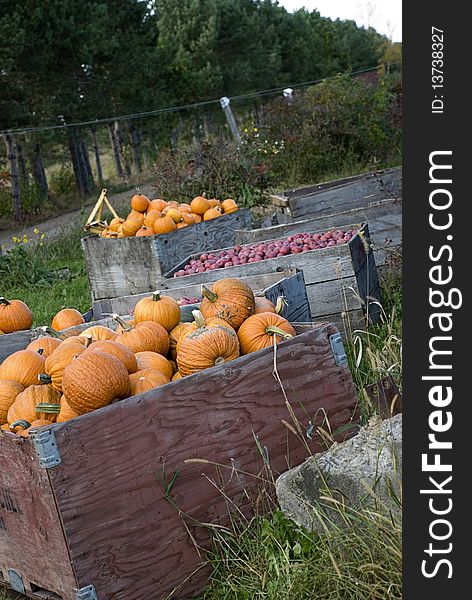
{"left": 0, "top": 0, "right": 395, "bottom": 219}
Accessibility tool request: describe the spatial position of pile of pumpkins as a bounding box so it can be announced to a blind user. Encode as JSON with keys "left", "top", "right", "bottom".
{"left": 0, "top": 278, "right": 295, "bottom": 438}
{"left": 100, "top": 194, "right": 239, "bottom": 238}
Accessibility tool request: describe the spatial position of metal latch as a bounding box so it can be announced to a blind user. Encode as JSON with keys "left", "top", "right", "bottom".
{"left": 75, "top": 585, "right": 99, "bottom": 600}
{"left": 329, "top": 333, "right": 348, "bottom": 367}
{"left": 8, "top": 569, "right": 25, "bottom": 594}
{"left": 30, "top": 428, "right": 61, "bottom": 468}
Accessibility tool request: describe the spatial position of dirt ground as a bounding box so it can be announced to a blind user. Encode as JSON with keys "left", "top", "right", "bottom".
{"left": 0, "top": 183, "right": 155, "bottom": 252}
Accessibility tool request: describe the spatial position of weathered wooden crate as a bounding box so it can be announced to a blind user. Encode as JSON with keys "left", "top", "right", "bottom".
{"left": 236, "top": 198, "right": 402, "bottom": 269}
{"left": 0, "top": 322, "right": 359, "bottom": 600}
{"left": 269, "top": 166, "right": 402, "bottom": 222}
{"left": 163, "top": 223, "right": 381, "bottom": 337}
{"left": 92, "top": 269, "right": 311, "bottom": 323}
{"left": 82, "top": 209, "right": 252, "bottom": 301}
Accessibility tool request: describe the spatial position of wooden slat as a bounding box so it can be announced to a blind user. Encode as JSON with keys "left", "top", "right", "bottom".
{"left": 82, "top": 210, "right": 252, "bottom": 301}
{"left": 48, "top": 324, "right": 359, "bottom": 600}
{"left": 0, "top": 434, "right": 77, "bottom": 599}
{"left": 264, "top": 271, "right": 312, "bottom": 322}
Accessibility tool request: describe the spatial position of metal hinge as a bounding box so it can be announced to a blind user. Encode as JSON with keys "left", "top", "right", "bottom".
{"left": 329, "top": 333, "right": 348, "bottom": 367}
{"left": 75, "top": 585, "right": 99, "bottom": 600}
{"left": 8, "top": 569, "right": 25, "bottom": 594}
{"left": 30, "top": 427, "right": 61, "bottom": 468}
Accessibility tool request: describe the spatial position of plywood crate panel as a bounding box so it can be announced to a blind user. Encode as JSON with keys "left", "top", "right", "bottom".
{"left": 0, "top": 322, "right": 359, "bottom": 600}
{"left": 82, "top": 209, "right": 252, "bottom": 301}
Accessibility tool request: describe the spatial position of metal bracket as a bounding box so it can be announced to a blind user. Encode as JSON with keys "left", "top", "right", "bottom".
{"left": 30, "top": 427, "right": 61, "bottom": 469}
{"left": 329, "top": 333, "right": 348, "bottom": 367}
{"left": 75, "top": 585, "right": 99, "bottom": 600}
{"left": 8, "top": 569, "right": 25, "bottom": 594}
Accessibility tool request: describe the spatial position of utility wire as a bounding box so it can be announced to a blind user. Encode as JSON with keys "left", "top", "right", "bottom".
{"left": 0, "top": 63, "right": 401, "bottom": 136}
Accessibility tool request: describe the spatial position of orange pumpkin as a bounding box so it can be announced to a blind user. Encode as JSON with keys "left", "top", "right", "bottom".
{"left": 181, "top": 213, "right": 196, "bottom": 225}
{"left": 0, "top": 380, "right": 24, "bottom": 424}
{"left": 221, "top": 199, "right": 238, "bottom": 213}
{"left": 171, "top": 371, "right": 182, "bottom": 381}
{"left": 109, "top": 217, "right": 125, "bottom": 232}
{"left": 203, "top": 207, "right": 222, "bottom": 221}
{"left": 63, "top": 350, "right": 131, "bottom": 415}
{"left": 176, "top": 313, "right": 240, "bottom": 376}
{"left": 200, "top": 278, "right": 255, "bottom": 331}
{"left": 237, "top": 312, "right": 296, "bottom": 355}
{"left": 14, "top": 418, "right": 53, "bottom": 437}
{"left": 78, "top": 325, "right": 116, "bottom": 342}
{"left": 56, "top": 395, "right": 80, "bottom": 423}
{"left": 43, "top": 340, "right": 88, "bottom": 392}
{"left": 0, "top": 349, "right": 46, "bottom": 388}
{"left": 129, "top": 368, "right": 169, "bottom": 396}
{"left": 149, "top": 199, "right": 167, "bottom": 212}
{"left": 134, "top": 291, "right": 181, "bottom": 332}
{"left": 169, "top": 322, "right": 195, "bottom": 360}
{"left": 153, "top": 215, "right": 177, "bottom": 235}
{"left": 178, "top": 204, "right": 192, "bottom": 213}
{"left": 136, "top": 226, "right": 155, "bottom": 237}
{"left": 166, "top": 208, "right": 183, "bottom": 223}
{"left": 121, "top": 218, "right": 143, "bottom": 237}
{"left": 85, "top": 340, "right": 138, "bottom": 374}
{"left": 135, "top": 351, "right": 174, "bottom": 380}
{"left": 190, "top": 196, "right": 210, "bottom": 215}
{"left": 0, "top": 297, "right": 33, "bottom": 333}
{"left": 7, "top": 384, "right": 61, "bottom": 424}
{"left": 51, "top": 308, "right": 85, "bottom": 332}
{"left": 27, "top": 336, "right": 62, "bottom": 358}
{"left": 143, "top": 210, "right": 162, "bottom": 228}
{"left": 253, "top": 297, "right": 276, "bottom": 314}
{"left": 208, "top": 199, "right": 222, "bottom": 209}
{"left": 113, "top": 317, "right": 170, "bottom": 355}
{"left": 130, "top": 194, "right": 149, "bottom": 213}
{"left": 193, "top": 214, "right": 203, "bottom": 223}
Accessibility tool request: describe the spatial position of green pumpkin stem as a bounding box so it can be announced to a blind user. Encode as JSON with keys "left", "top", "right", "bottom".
{"left": 191, "top": 310, "right": 206, "bottom": 329}
{"left": 10, "top": 420, "right": 31, "bottom": 430}
{"left": 38, "top": 373, "right": 52, "bottom": 384}
{"left": 152, "top": 290, "right": 161, "bottom": 301}
{"left": 274, "top": 296, "right": 287, "bottom": 315}
{"left": 265, "top": 325, "right": 293, "bottom": 340}
{"left": 38, "top": 325, "right": 60, "bottom": 338}
{"left": 35, "top": 403, "right": 61, "bottom": 414}
{"left": 201, "top": 285, "right": 218, "bottom": 303}
{"left": 111, "top": 314, "right": 132, "bottom": 331}
{"left": 0, "top": 297, "right": 11, "bottom": 306}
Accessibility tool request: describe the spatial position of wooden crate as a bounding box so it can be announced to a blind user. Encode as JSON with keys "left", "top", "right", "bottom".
{"left": 163, "top": 223, "right": 381, "bottom": 337}
{"left": 82, "top": 209, "right": 252, "bottom": 301}
{"left": 0, "top": 322, "right": 359, "bottom": 600}
{"left": 92, "top": 269, "right": 311, "bottom": 323}
{"left": 269, "top": 166, "right": 402, "bottom": 222}
{"left": 235, "top": 198, "right": 401, "bottom": 269}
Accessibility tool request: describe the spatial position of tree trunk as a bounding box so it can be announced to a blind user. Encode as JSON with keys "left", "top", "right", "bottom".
{"left": 4, "top": 134, "right": 21, "bottom": 221}
{"left": 115, "top": 122, "right": 131, "bottom": 178}
{"left": 68, "top": 129, "right": 86, "bottom": 197}
{"left": 202, "top": 113, "right": 211, "bottom": 141}
{"left": 80, "top": 140, "right": 94, "bottom": 193}
{"left": 254, "top": 99, "right": 264, "bottom": 128}
{"left": 129, "top": 123, "right": 142, "bottom": 173}
{"left": 92, "top": 128, "right": 103, "bottom": 183}
{"left": 31, "top": 143, "right": 49, "bottom": 198}
{"left": 108, "top": 122, "right": 124, "bottom": 179}
{"left": 16, "top": 141, "right": 28, "bottom": 185}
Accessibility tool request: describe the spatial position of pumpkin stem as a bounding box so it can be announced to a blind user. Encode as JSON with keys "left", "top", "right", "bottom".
{"left": 111, "top": 314, "right": 132, "bottom": 331}
{"left": 38, "top": 373, "right": 52, "bottom": 384}
{"left": 152, "top": 290, "right": 161, "bottom": 301}
{"left": 83, "top": 333, "right": 93, "bottom": 348}
{"left": 10, "top": 420, "right": 31, "bottom": 430}
{"left": 35, "top": 403, "right": 61, "bottom": 414}
{"left": 201, "top": 285, "right": 218, "bottom": 303}
{"left": 0, "top": 297, "right": 11, "bottom": 306}
{"left": 38, "top": 325, "right": 60, "bottom": 338}
{"left": 274, "top": 296, "right": 287, "bottom": 315}
{"left": 215, "top": 357, "right": 225, "bottom": 366}
{"left": 265, "top": 325, "right": 293, "bottom": 340}
{"left": 191, "top": 310, "right": 206, "bottom": 328}
{"left": 36, "top": 348, "right": 44, "bottom": 356}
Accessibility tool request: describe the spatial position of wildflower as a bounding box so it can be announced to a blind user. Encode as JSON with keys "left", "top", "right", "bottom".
{"left": 23, "top": 234, "right": 28, "bottom": 243}
{"left": 33, "top": 228, "right": 39, "bottom": 234}
{"left": 40, "top": 233, "right": 46, "bottom": 240}
{"left": 12, "top": 236, "right": 19, "bottom": 243}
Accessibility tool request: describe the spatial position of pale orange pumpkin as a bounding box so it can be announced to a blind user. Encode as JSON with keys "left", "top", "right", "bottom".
{"left": 14, "top": 418, "right": 53, "bottom": 437}
{"left": 0, "top": 297, "right": 33, "bottom": 333}
{"left": 113, "top": 317, "right": 170, "bottom": 355}
{"left": 109, "top": 217, "right": 125, "bottom": 232}
{"left": 193, "top": 214, "right": 203, "bottom": 223}
{"left": 135, "top": 351, "right": 174, "bottom": 380}
{"left": 171, "top": 371, "right": 182, "bottom": 381}
{"left": 203, "top": 207, "right": 222, "bottom": 221}
{"left": 149, "top": 199, "right": 167, "bottom": 212}
{"left": 130, "top": 194, "right": 149, "bottom": 213}
{"left": 237, "top": 312, "right": 296, "bottom": 355}
{"left": 0, "top": 349, "right": 46, "bottom": 388}
{"left": 27, "top": 335, "right": 62, "bottom": 358}
{"left": 253, "top": 297, "right": 276, "bottom": 314}
{"left": 200, "top": 278, "right": 255, "bottom": 330}
{"left": 169, "top": 322, "right": 195, "bottom": 360}
{"left": 143, "top": 210, "right": 162, "bottom": 228}
{"left": 136, "top": 226, "right": 155, "bottom": 237}
{"left": 56, "top": 395, "right": 80, "bottom": 423}
{"left": 190, "top": 196, "right": 210, "bottom": 215}
{"left": 181, "top": 213, "right": 196, "bottom": 225}
{"left": 134, "top": 291, "right": 181, "bottom": 331}
{"left": 78, "top": 325, "right": 116, "bottom": 342}
{"left": 121, "top": 218, "right": 143, "bottom": 237}
{"left": 51, "top": 308, "right": 85, "bottom": 332}
{"left": 129, "top": 368, "right": 169, "bottom": 396}
{"left": 43, "top": 340, "right": 88, "bottom": 392}
{"left": 7, "top": 384, "right": 61, "bottom": 424}
{"left": 153, "top": 215, "right": 177, "bottom": 235}
{"left": 0, "top": 380, "right": 24, "bottom": 424}
{"left": 178, "top": 203, "right": 192, "bottom": 213}
{"left": 221, "top": 199, "right": 238, "bottom": 213}
{"left": 208, "top": 199, "right": 222, "bottom": 209}
{"left": 166, "top": 208, "right": 183, "bottom": 223}
{"left": 85, "top": 340, "right": 138, "bottom": 374}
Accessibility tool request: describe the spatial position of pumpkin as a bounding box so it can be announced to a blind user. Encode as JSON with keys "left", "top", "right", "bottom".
{"left": 221, "top": 199, "right": 238, "bottom": 213}
{"left": 121, "top": 218, "right": 143, "bottom": 237}
{"left": 27, "top": 336, "right": 62, "bottom": 358}
{"left": 78, "top": 325, "right": 116, "bottom": 342}
{"left": 149, "top": 199, "right": 167, "bottom": 212}
{"left": 208, "top": 199, "right": 221, "bottom": 209}
{"left": 113, "top": 316, "right": 170, "bottom": 355}
{"left": 56, "top": 395, "right": 80, "bottom": 423}
{"left": 136, "top": 226, "right": 155, "bottom": 237}
{"left": 130, "top": 194, "right": 149, "bottom": 213}
{"left": 14, "top": 418, "right": 52, "bottom": 437}
{"left": 176, "top": 311, "right": 240, "bottom": 376}
{"left": 181, "top": 213, "right": 196, "bottom": 225}
{"left": 254, "top": 297, "right": 276, "bottom": 314}
{"left": 200, "top": 278, "right": 255, "bottom": 331}
{"left": 169, "top": 322, "right": 195, "bottom": 360}
{"left": 51, "top": 308, "right": 85, "bottom": 331}
{"left": 237, "top": 312, "right": 296, "bottom": 355}
{"left": 178, "top": 204, "right": 192, "bottom": 213}
{"left": 171, "top": 371, "right": 182, "bottom": 381}
{"left": 43, "top": 340, "right": 88, "bottom": 392}
{"left": 176, "top": 222, "right": 188, "bottom": 229}
{"left": 135, "top": 351, "right": 174, "bottom": 380}
{"left": 203, "top": 207, "right": 222, "bottom": 221}
{"left": 193, "top": 214, "right": 202, "bottom": 223}
{"left": 134, "top": 291, "right": 180, "bottom": 331}
{"left": 109, "top": 217, "right": 125, "bottom": 232}
{"left": 0, "top": 349, "right": 46, "bottom": 388}
{"left": 63, "top": 350, "right": 130, "bottom": 415}
{"left": 190, "top": 196, "right": 210, "bottom": 215}
{"left": 153, "top": 215, "right": 177, "bottom": 235}
{"left": 173, "top": 315, "right": 234, "bottom": 357}
{"left": 0, "top": 297, "right": 33, "bottom": 333}
{"left": 7, "top": 384, "right": 61, "bottom": 424}
{"left": 143, "top": 210, "right": 161, "bottom": 228}
{"left": 0, "top": 380, "right": 24, "bottom": 424}
{"left": 129, "top": 368, "right": 169, "bottom": 396}
{"left": 166, "top": 208, "right": 183, "bottom": 223}
{"left": 86, "top": 340, "right": 138, "bottom": 374}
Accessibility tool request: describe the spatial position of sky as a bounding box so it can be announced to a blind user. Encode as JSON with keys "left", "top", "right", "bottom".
{"left": 278, "top": 0, "right": 402, "bottom": 42}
